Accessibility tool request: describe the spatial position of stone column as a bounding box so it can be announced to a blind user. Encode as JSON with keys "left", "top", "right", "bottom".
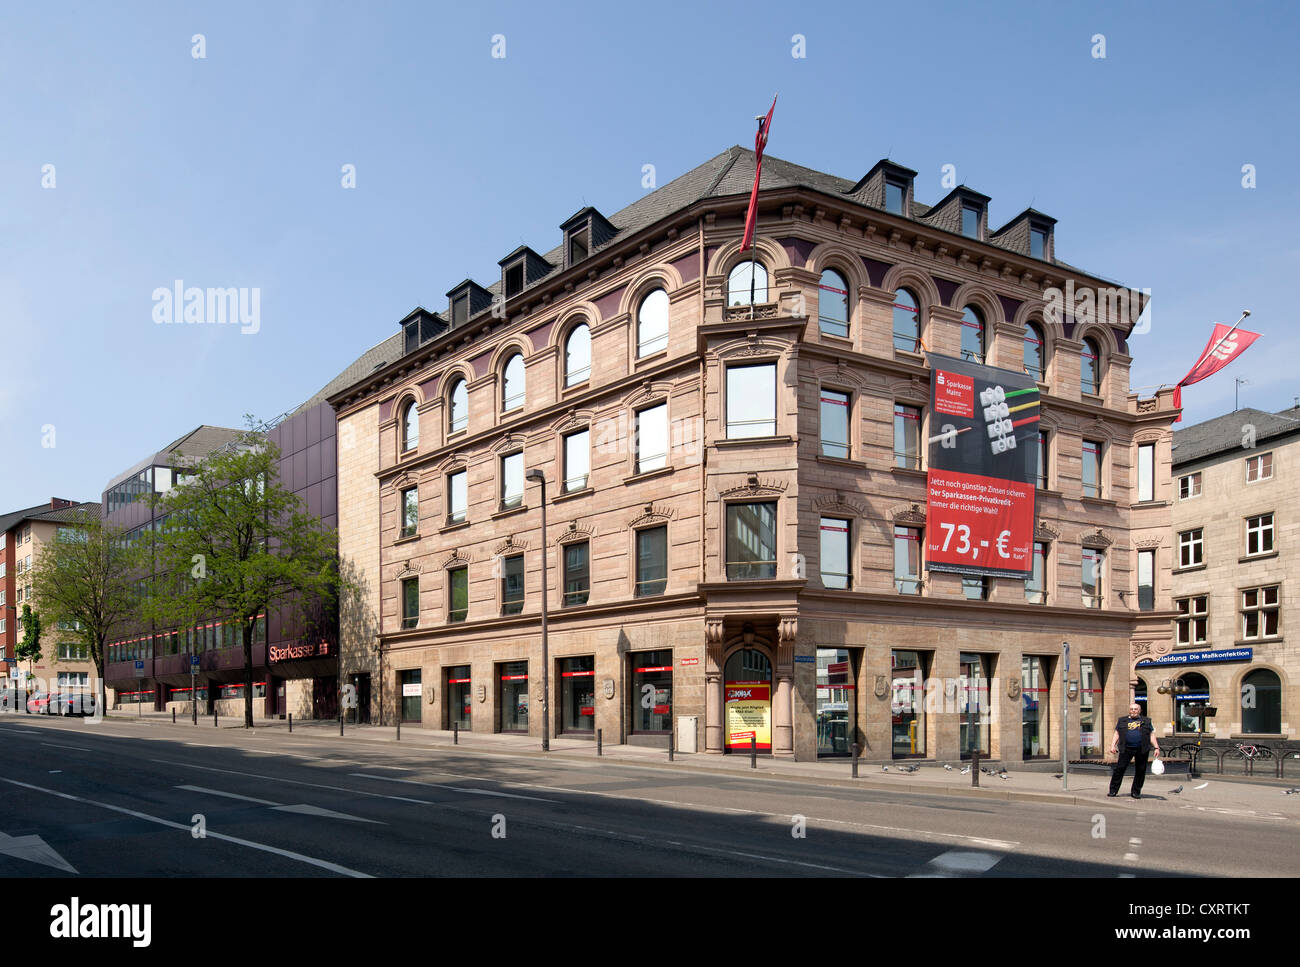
{"left": 705, "top": 619, "right": 725, "bottom": 753}
{"left": 773, "top": 616, "right": 797, "bottom": 757}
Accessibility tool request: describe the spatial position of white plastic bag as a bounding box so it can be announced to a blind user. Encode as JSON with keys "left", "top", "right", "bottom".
{"left": 1151, "top": 757, "right": 1165, "bottom": 776}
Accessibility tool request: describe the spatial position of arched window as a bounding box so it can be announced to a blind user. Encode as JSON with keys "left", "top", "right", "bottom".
{"left": 1241, "top": 669, "right": 1281, "bottom": 734}
{"left": 1175, "top": 672, "right": 1210, "bottom": 732}
{"left": 1134, "top": 677, "right": 1148, "bottom": 717}
{"left": 1024, "top": 322, "right": 1045, "bottom": 382}
{"left": 448, "top": 378, "right": 468, "bottom": 434}
{"left": 892, "top": 288, "right": 921, "bottom": 353}
{"left": 565, "top": 323, "right": 591, "bottom": 386}
{"left": 728, "top": 261, "right": 768, "bottom": 307}
{"left": 960, "top": 306, "right": 985, "bottom": 364}
{"left": 818, "top": 269, "right": 849, "bottom": 338}
{"left": 502, "top": 353, "right": 525, "bottom": 412}
{"left": 1081, "top": 337, "right": 1101, "bottom": 395}
{"left": 636, "top": 289, "right": 669, "bottom": 358}
{"left": 400, "top": 400, "right": 418, "bottom": 453}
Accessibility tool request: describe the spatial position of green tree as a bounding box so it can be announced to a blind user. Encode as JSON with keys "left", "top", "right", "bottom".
{"left": 143, "top": 428, "right": 345, "bottom": 728}
{"left": 16, "top": 604, "right": 42, "bottom": 691}
{"left": 30, "top": 511, "right": 142, "bottom": 714}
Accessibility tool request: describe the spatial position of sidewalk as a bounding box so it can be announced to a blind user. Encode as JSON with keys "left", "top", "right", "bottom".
{"left": 96, "top": 710, "right": 1300, "bottom": 815}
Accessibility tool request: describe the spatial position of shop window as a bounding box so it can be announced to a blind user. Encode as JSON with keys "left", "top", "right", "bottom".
{"left": 1022, "top": 656, "right": 1050, "bottom": 758}
{"left": 724, "top": 648, "right": 772, "bottom": 753}
{"left": 399, "top": 669, "right": 422, "bottom": 723}
{"left": 560, "top": 656, "right": 596, "bottom": 734}
{"left": 959, "top": 653, "right": 992, "bottom": 757}
{"left": 891, "top": 650, "right": 928, "bottom": 758}
{"left": 1241, "top": 669, "right": 1281, "bottom": 735}
{"left": 497, "top": 661, "right": 528, "bottom": 733}
{"left": 1079, "top": 658, "right": 1104, "bottom": 757}
{"left": 445, "top": 666, "right": 471, "bottom": 731}
{"left": 816, "top": 648, "right": 854, "bottom": 756}
{"left": 630, "top": 650, "right": 673, "bottom": 733}
{"left": 1175, "top": 672, "right": 1210, "bottom": 733}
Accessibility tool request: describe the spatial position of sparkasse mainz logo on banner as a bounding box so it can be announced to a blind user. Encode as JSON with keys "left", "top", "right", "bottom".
{"left": 924, "top": 353, "right": 1038, "bottom": 579}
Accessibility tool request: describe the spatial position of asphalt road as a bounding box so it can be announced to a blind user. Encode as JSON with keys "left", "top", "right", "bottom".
{"left": 2, "top": 716, "right": 1296, "bottom": 878}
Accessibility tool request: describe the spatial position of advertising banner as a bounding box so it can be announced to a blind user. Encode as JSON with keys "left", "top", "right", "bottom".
{"left": 925, "top": 353, "right": 1038, "bottom": 578}
{"left": 725, "top": 682, "right": 771, "bottom": 751}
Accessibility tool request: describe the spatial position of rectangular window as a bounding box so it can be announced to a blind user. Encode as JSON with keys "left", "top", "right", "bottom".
{"left": 401, "top": 577, "right": 419, "bottom": 630}
{"left": 1241, "top": 586, "right": 1279, "bottom": 640}
{"left": 563, "top": 542, "right": 590, "bottom": 607}
{"left": 1175, "top": 595, "right": 1208, "bottom": 646}
{"left": 445, "top": 665, "right": 472, "bottom": 730}
{"left": 504, "top": 262, "right": 524, "bottom": 299}
{"left": 1025, "top": 542, "right": 1047, "bottom": 604}
{"left": 448, "top": 470, "right": 467, "bottom": 524}
{"left": 884, "top": 180, "right": 905, "bottom": 215}
{"left": 1079, "top": 658, "right": 1103, "bottom": 758}
{"left": 894, "top": 526, "right": 922, "bottom": 595}
{"left": 1030, "top": 227, "right": 1047, "bottom": 260}
{"left": 1082, "top": 440, "right": 1103, "bottom": 498}
{"left": 726, "top": 503, "right": 777, "bottom": 580}
{"left": 1138, "top": 443, "right": 1154, "bottom": 502}
{"left": 1021, "top": 656, "right": 1049, "bottom": 757}
{"left": 1179, "top": 529, "right": 1203, "bottom": 568}
{"left": 501, "top": 554, "right": 524, "bottom": 615}
{"left": 1036, "top": 431, "right": 1049, "bottom": 489}
{"left": 891, "top": 650, "right": 927, "bottom": 757}
{"left": 399, "top": 669, "right": 421, "bottom": 723}
{"left": 564, "top": 429, "right": 590, "bottom": 492}
{"left": 819, "top": 517, "right": 850, "bottom": 590}
{"left": 452, "top": 294, "right": 469, "bottom": 327}
{"left": 1246, "top": 452, "right": 1273, "bottom": 482}
{"left": 1245, "top": 513, "right": 1274, "bottom": 556}
{"left": 501, "top": 453, "right": 523, "bottom": 509}
{"left": 1179, "top": 472, "right": 1202, "bottom": 499}
{"left": 635, "top": 404, "right": 667, "bottom": 473}
{"left": 635, "top": 526, "right": 668, "bottom": 597}
{"left": 1138, "top": 549, "right": 1155, "bottom": 611}
{"left": 726, "top": 363, "right": 776, "bottom": 438}
{"left": 498, "top": 660, "right": 529, "bottom": 732}
{"left": 448, "top": 567, "right": 468, "bottom": 623}
{"left": 962, "top": 576, "right": 989, "bottom": 601}
{"left": 893, "top": 404, "right": 922, "bottom": 470}
{"left": 400, "top": 487, "right": 418, "bottom": 538}
{"left": 1081, "top": 548, "right": 1103, "bottom": 607}
{"left": 961, "top": 205, "right": 980, "bottom": 238}
{"left": 630, "top": 650, "right": 673, "bottom": 733}
{"left": 819, "top": 389, "right": 850, "bottom": 459}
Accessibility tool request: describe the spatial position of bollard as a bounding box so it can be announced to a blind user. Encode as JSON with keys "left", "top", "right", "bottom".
{"left": 172, "top": 709, "right": 176, "bottom": 724}
{"left": 289, "top": 712, "right": 292, "bottom": 733}
{"left": 750, "top": 734, "right": 757, "bottom": 769}
{"left": 971, "top": 749, "right": 980, "bottom": 787}
{"left": 453, "top": 721, "right": 459, "bottom": 745}
{"left": 396, "top": 716, "right": 401, "bottom": 741}
{"left": 214, "top": 711, "right": 218, "bottom": 728}
{"left": 597, "top": 728, "right": 603, "bottom": 757}
{"left": 668, "top": 730, "right": 674, "bottom": 762}
{"left": 339, "top": 708, "right": 343, "bottom": 737}
{"left": 851, "top": 743, "right": 860, "bottom": 779}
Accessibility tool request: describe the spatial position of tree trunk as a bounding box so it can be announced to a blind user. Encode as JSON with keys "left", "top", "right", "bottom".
{"left": 243, "top": 621, "right": 254, "bottom": 729}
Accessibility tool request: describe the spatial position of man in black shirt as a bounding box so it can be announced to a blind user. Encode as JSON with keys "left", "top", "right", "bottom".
{"left": 1108, "top": 702, "right": 1161, "bottom": 798}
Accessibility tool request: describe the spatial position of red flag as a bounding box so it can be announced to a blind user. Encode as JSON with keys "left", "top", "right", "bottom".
{"left": 740, "top": 95, "right": 777, "bottom": 253}
{"left": 1173, "top": 322, "right": 1261, "bottom": 420}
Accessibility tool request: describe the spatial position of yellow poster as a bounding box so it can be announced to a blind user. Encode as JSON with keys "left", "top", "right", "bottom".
{"left": 725, "top": 682, "right": 771, "bottom": 750}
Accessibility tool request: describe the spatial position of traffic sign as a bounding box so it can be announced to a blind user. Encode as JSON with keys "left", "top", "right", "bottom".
{"left": 134, "top": 660, "right": 145, "bottom": 677}
{"left": 190, "top": 655, "right": 200, "bottom": 668}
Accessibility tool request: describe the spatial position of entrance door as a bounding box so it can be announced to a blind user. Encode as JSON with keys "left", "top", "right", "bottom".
{"left": 724, "top": 648, "right": 772, "bottom": 753}
{"left": 314, "top": 676, "right": 338, "bottom": 720}
{"left": 275, "top": 679, "right": 287, "bottom": 718}
{"left": 350, "top": 673, "right": 371, "bottom": 724}
{"left": 560, "top": 656, "right": 596, "bottom": 734}
{"left": 816, "top": 648, "right": 855, "bottom": 756}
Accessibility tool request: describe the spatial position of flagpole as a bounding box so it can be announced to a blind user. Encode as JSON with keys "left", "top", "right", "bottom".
{"left": 749, "top": 112, "right": 763, "bottom": 319}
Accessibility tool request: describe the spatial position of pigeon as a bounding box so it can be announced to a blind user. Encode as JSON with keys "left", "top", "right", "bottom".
{"left": 998, "top": 773, "right": 1011, "bottom": 780}
{"left": 959, "top": 766, "right": 971, "bottom": 775}
{"left": 899, "top": 764, "right": 919, "bottom": 773}
{"left": 881, "top": 765, "right": 889, "bottom": 772}
{"left": 1285, "top": 787, "right": 1300, "bottom": 795}
{"left": 1170, "top": 785, "right": 1183, "bottom": 795}
{"left": 998, "top": 767, "right": 1008, "bottom": 775}
{"left": 943, "top": 763, "right": 954, "bottom": 771}
{"left": 1052, "top": 774, "right": 1063, "bottom": 779}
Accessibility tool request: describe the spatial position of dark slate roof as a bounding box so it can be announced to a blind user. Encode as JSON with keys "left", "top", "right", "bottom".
{"left": 295, "top": 331, "right": 406, "bottom": 414}
{"left": 25, "top": 502, "right": 102, "bottom": 524}
{"left": 0, "top": 502, "right": 53, "bottom": 535}
{"left": 1172, "top": 407, "right": 1300, "bottom": 467}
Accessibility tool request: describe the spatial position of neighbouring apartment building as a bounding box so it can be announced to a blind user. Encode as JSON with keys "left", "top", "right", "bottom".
{"left": 0, "top": 499, "right": 101, "bottom": 698}
{"left": 329, "top": 145, "right": 1176, "bottom": 762}
{"left": 101, "top": 414, "right": 341, "bottom": 719}
{"left": 1156, "top": 405, "right": 1298, "bottom": 743}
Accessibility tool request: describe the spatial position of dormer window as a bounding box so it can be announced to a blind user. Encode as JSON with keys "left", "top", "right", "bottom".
{"left": 961, "top": 205, "right": 981, "bottom": 239}
{"left": 1030, "top": 227, "right": 1048, "bottom": 260}
{"left": 445, "top": 281, "right": 493, "bottom": 329}
{"left": 885, "top": 179, "right": 906, "bottom": 215}
{"left": 505, "top": 262, "right": 524, "bottom": 298}
{"left": 561, "top": 207, "right": 616, "bottom": 270}
{"left": 569, "top": 226, "right": 589, "bottom": 265}
{"left": 451, "top": 294, "right": 469, "bottom": 327}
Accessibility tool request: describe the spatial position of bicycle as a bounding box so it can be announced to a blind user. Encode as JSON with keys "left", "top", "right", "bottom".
{"left": 1229, "top": 742, "right": 1273, "bottom": 760}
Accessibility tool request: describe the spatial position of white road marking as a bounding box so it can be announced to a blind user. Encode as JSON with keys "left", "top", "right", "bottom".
{"left": 909, "top": 849, "right": 1004, "bottom": 877}
{"left": 42, "top": 742, "right": 96, "bottom": 753}
{"left": 1129, "top": 837, "right": 1142, "bottom": 846}
{"left": 178, "top": 784, "right": 382, "bottom": 823}
{"left": 0, "top": 831, "right": 78, "bottom": 873}
{"left": 178, "top": 784, "right": 278, "bottom": 806}
{"left": 0, "top": 776, "right": 369, "bottom": 877}
{"left": 1124, "top": 852, "right": 1140, "bottom": 862}
{"left": 350, "top": 773, "right": 558, "bottom": 803}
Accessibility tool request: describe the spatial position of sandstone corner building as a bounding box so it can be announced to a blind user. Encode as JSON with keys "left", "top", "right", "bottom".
{"left": 329, "top": 146, "right": 1176, "bottom": 761}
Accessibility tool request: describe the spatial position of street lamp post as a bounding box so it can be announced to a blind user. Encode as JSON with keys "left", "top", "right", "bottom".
{"left": 1061, "top": 641, "right": 1070, "bottom": 791}
{"left": 525, "top": 469, "right": 550, "bottom": 753}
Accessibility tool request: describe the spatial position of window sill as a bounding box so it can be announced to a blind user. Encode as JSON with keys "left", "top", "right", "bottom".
{"left": 394, "top": 534, "right": 420, "bottom": 546}
{"left": 553, "top": 486, "right": 595, "bottom": 504}
{"left": 816, "top": 454, "right": 867, "bottom": 469}
{"left": 1081, "top": 392, "right": 1103, "bottom": 404}
{"left": 1132, "top": 499, "right": 1169, "bottom": 509}
{"left": 714, "top": 435, "right": 793, "bottom": 448}
{"left": 1235, "top": 638, "right": 1282, "bottom": 646}
{"left": 624, "top": 466, "right": 673, "bottom": 486}
{"left": 491, "top": 504, "right": 529, "bottom": 521}
{"left": 1238, "top": 551, "right": 1278, "bottom": 564}
{"left": 439, "top": 519, "right": 471, "bottom": 534}
{"left": 1080, "top": 496, "right": 1117, "bottom": 508}
{"left": 561, "top": 379, "right": 590, "bottom": 395}
{"left": 889, "top": 466, "right": 926, "bottom": 480}
{"left": 893, "top": 348, "right": 925, "bottom": 365}
{"left": 634, "top": 349, "right": 668, "bottom": 367}
{"left": 1172, "top": 564, "right": 1207, "bottom": 575}
{"left": 1036, "top": 487, "right": 1063, "bottom": 498}
{"left": 818, "top": 331, "right": 853, "bottom": 346}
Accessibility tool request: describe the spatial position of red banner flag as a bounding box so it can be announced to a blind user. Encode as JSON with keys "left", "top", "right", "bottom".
{"left": 740, "top": 95, "right": 777, "bottom": 253}
{"left": 1173, "top": 322, "right": 1261, "bottom": 420}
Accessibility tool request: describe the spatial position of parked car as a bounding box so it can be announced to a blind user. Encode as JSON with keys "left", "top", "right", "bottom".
{"left": 26, "top": 691, "right": 52, "bottom": 713}
{"left": 52, "top": 691, "right": 97, "bottom": 716}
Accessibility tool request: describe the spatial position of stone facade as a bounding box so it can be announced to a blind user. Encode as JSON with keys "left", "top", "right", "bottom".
{"left": 331, "top": 149, "right": 1176, "bottom": 761}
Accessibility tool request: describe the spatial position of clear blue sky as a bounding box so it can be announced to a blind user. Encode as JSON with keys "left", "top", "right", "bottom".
{"left": 2, "top": 0, "right": 1297, "bottom": 510}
